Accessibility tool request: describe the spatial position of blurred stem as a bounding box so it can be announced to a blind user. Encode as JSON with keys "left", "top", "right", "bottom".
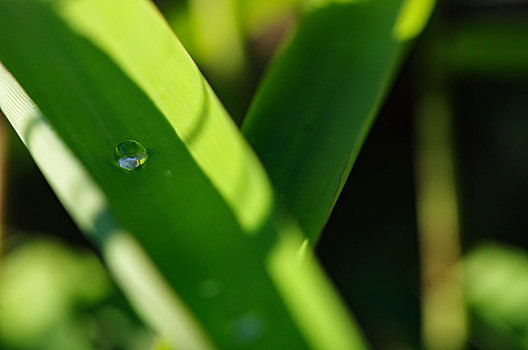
{"left": 240, "top": 0, "right": 298, "bottom": 39}
{"left": 188, "top": 0, "right": 250, "bottom": 123}
{"left": 414, "top": 48, "right": 467, "bottom": 350}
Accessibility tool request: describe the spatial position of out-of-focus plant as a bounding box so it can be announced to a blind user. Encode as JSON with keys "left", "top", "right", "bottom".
{"left": 0, "top": 236, "right": 153, "bottom": 350}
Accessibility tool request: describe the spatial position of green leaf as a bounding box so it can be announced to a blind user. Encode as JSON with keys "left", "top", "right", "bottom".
{"left": 464, "top": 243, "right": 528, "bottom": 350}
{"left": 0, "top": 236, "right": 152, "bottom": 350}
{"left": 0, "top": 0, "right": 367, "bottom": 349}
{"left": 242, "top": 0, "right": 435, "bottom": 242}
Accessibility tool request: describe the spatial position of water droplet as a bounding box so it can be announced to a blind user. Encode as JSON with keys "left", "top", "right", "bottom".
{"left": 198, "top": 279, "right": 220, "bottom": 298}
{"left": 115, "top": 140, "right": 148, "bottom": 171}
{"left": 164, "top": 169, "right": 173, "bottom": 177}
{"left": 231, "top": 312, "right": 265, "bottom": 345}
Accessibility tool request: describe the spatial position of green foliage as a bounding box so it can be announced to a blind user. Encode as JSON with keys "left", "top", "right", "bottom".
{"left": 0, "top": 0, "right": 405, "bottom": 348}
{"left": 242, "top": 0, "right": 434, "bottom": 242}
{"left": 465, "top": 243, "right": 528, "bottom": 350}
{"left": 0, "top": 237, "right": 152, "bottom": 350}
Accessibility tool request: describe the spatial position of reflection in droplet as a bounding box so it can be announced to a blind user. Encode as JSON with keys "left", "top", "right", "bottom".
{"left": 115, "top": 140, "right": 148, "bottom": 171}
{"left": 197, "top": 279, "right": 220, "bottom": 298}
{"left": 232, "top": 312, "right": 265, "bottom": 345}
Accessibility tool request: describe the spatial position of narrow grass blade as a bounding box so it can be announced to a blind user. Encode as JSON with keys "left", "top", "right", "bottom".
{"left": 0, "top": 0, "right": 368, "bottom": 348}
{"left": 242, "top": 0, "right": 435, "bottom": 242}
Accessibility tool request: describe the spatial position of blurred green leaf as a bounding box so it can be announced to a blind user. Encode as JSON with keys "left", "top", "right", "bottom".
{"left": 187, "top": 0, "right": 251, "bottom": 122}
{"left": 160, "top": 2, "right": 195, "bottom": 58}
{"left": 465, "top": 242, "right": 528, "bottom": 350}
{"left": 238, "top": 0, "right": 298, "bottom": 37}
{"left": 0, "top": 0, "right": 367, "bottom": 349}
{"left": 242, "top": 0, "right": 435, "bottom": 242}
{"left": 444, "top": 18, "right": 528, "bottom": 76}
{"left": 0, "top": 236, "right": 153, "bottom": 350}
{"left": 0, "top": 238, "right": 110, "bottom": 347}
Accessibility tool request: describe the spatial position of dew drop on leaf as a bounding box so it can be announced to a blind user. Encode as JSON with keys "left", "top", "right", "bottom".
{"left": 115, "top": 140, "right": 148, "bottom": 171}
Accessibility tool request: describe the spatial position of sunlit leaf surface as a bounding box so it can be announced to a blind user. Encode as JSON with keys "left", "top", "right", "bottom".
{"left": 0, "top": 0, "right": 367, "bottom": 349}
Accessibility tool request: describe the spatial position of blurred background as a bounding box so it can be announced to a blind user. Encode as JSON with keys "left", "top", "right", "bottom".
{"left": 1, "top": 0, "right": 528, "bottom": 349}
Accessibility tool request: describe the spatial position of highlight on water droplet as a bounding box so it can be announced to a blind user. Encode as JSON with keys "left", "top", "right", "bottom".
{"left": 115, "top": 140, "right": 148, "bottom": 171}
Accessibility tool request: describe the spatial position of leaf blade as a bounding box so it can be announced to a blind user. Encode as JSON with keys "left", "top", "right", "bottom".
{"left": 242, "top": 0, "right": 435, "bottom": 242}
{"left": 0, "top": 0, "right": 368, "bottom": 349}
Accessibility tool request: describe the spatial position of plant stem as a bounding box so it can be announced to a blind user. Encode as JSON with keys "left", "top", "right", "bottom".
{"left": 414, "top": 67, "right": 467, "bottom": 350}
